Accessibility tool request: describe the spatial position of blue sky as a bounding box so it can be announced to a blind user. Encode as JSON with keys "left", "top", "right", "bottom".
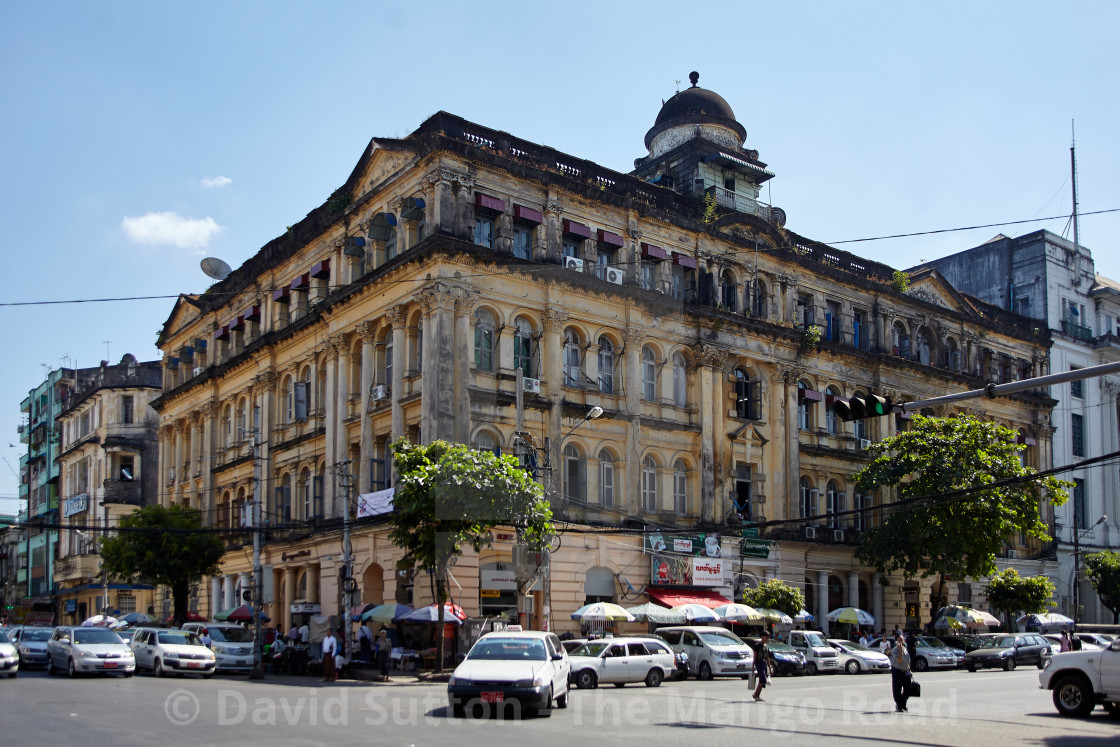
{"left": 2, "top": 1, "right": 1118, "bottom": 513}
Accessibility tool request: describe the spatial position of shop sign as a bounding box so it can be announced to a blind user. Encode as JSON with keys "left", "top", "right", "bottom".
{"left": 480, "top": 589, "right": 501, "bottom": 598}
{"left": 63, "top": 494, "right": 89, "bottom": 517}
{"left": 290, "top": 602, "right": 321, "bottom": 614}
{"left": 741, "top": 538, "right": 771, "bottom": 559}
{"left": 645, "top": 530, "right": 721, "bottom": 558}
{"left": 480, "top": 567, "right": 540, "bottom": 592}
{"left": 65, "top": 599, "right": 77, "bottom": 613}
{"left": 650, "top": 555, "right": 725, "bottom": 587}
{"left": 692, "top": 559, "right": 724, "bottom": 586}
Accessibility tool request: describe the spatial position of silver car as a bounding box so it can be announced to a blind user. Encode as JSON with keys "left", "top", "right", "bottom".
{"left": 9, "top": 626, "right": 53, "bottom": 669}
{"left": 0, "top": 629, "right": 18, "bottom": 678}
{"left": 182, "top": 622, "right": 255, "bottom": 673}
{"left": 47, "top": 626, "right": 135, "bottom": 677}
{"left": 568, "top": 637, "right": 677, "bottom": 689}
{"left": 131, "top": 628, "right": 216, "bottom": 678}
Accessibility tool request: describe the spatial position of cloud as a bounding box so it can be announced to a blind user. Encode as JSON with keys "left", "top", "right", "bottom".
{"left": 201, "top": 176, "right": 232, "bottom": 189}
{"left": 121, "top": 212, "right": 223, "bottom": 251}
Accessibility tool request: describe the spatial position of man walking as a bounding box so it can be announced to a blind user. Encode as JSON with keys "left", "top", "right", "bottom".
{"left": 890, "top": 633, "right": 911, "bottom": 712}
{"left": 752, "top": 631, "right": 773, "bottom": 701}
{"left": 376, "top": 629, "right": 392, "bottom": 681}
{"left": 322, "top": 629, "right": 338, "bottom": 682}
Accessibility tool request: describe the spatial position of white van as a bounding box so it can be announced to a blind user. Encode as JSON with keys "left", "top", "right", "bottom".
{"left": 787, "top": 630, "right": 840, "bottom": 674}
{"left": 658, "top": 626, "right": 754, "bottom": 680}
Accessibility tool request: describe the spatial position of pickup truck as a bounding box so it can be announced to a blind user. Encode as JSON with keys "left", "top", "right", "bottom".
{"left": 1037, "top": 638, "right": 1120, "bottom": 717}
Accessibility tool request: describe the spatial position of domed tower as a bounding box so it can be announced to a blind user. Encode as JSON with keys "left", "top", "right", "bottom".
{"left": 634, "top": 72, "right": 783, "bottom": 226}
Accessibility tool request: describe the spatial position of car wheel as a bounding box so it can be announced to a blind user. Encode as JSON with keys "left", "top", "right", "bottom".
{"left": 1003, "top": 658, "right": 1016, "bottom": 672}
{"left": 124, "top": 671, "right": 134, "bottom": 678}
{"left": 68, "top": 658, "right": 77, "bottom": 678}
{"left": 47, "top": 657, "right": 56, "bottom": 676}
{"left": 914, "top": 657, "right": 929, "bottom": 672}
{"left": 698, "top": 661, "right": 713, "bottom": 681}
{"left": 8, "top": 671, "right": 16, "bottom": 678}
{"left": 575, "top": 670, "right": 597, "bottom": 689}
{"left": 613, "top": 682, "right": 626, "bottom": 688}
{"left": 645, "top": 669, "right": 663, "bottom": 688}
{"left": 203, "top": 673, "right": 213, "bottom": 680}
{"left": 154, "top": 658, "right": 165, "bottom": 678}
{"left": 846, "top": 660, "right": 861, "bottom": 675}
{"left": 1052, "top": 675, "right": 1095, "bottom": 717}
{"left": 804, "top": 661, "right": 817, "bottom": 676}
{"left": 451, "top": 701, "right": 465, "bottom": 719}
{"left": 966, "top": 664, "right": 976, "bottom": 673}
{"left": 538, "top": 686, "right": 553, "bottom": 718}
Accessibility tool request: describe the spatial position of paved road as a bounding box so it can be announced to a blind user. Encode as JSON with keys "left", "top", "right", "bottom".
{"left": 4, "top": 666, "right": 1118, "bottom": 746}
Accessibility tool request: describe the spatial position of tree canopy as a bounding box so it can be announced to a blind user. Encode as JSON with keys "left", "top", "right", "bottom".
{"left": 742, "top": 579, "right": 805, "bottom": 618}
{"left": 985, "top": 568, "right": 1055, "bottom": 628}
{"left": 99, "top": 503, "right": 225, "bottom": 626}
{"left": 1084, "top": 549, "right": 1120, "bottom": 624}
{"left": 855, "top": 415, "right": 1070, "bottom": 589}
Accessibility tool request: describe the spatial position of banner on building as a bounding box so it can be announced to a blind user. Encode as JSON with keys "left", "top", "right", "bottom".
{"left": 644, "top": 530, "right": 721, "bottom": 558}
{"left": 64, "top": 494, "right": 89, "bottom": 517}
{"left": 650, "top": 554, "right": 725, "bottom": 587}
{"left": 356, "top": 488, "right": 394, "bottom": 518}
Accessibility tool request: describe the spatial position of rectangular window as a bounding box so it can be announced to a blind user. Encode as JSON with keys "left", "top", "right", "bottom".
{"left": 512, "top": 225, "right": 533, "bottom": 260}
{"left": 674, "top": 470, "right": 687, "bottom": 514}
{"left": 294, "top": 382, "right": 309, "bottom": 421}
{"left": 734, "top": 465, "right": 751, "bottom": 521}
{"left": 312, "top": 476, "right": 324, "bottom": 519}
{"left": 641, "top": 262, "right": 656, "bottom": 291}
{"left": 562, "top": 239, "right": 581, "bottom": 259}
{"left": 565, "top": 454, "right": 586, "bottom": 504}
{"left": 1073, "top": 478, "right": 1086, "bottom": 530}
{"left": 957, "top": 583, "right": 972, "bottom": 605}
{"left": 473, "top": 215, "right": 493, "bottom": 248}
{"left": 852, "top": 312, "right": 864, "bottom": 350}
{"left": 641, "top": 465, "right": 657, "bottom": 512}
{"left": 275, "top": 485, "right": 292, "bottom": 522}
{"left": 1070, "top": 367, "right": 1082, "bottom": 399}
{"left": 1071, "top": 413, "right": 1084, "bottom": 457}
{"left": 121, "top": 395, "right": 135, "bottom": 425}
{"left": 119, "top": 455, "right": 134, "bottom": 481}
{"left": 599, "top": 459, "right": 614, "bottom": 508}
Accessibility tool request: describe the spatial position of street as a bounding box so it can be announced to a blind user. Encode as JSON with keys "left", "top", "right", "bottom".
{"left": 3, "top": 666, "right": 1118, "bottom": 746}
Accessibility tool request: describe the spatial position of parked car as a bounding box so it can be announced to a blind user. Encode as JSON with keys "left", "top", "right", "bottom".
{"left": 634, "top": 634, "right": 689, "bottom": 680}
{"left": 9, "top": 626, "right": 53, "bottom": 669}
{"left": 964, "top": 633, "right": 1051, "bottom": 671}
{"left": 182, "top": 622, "right": 255, "bottom": 673}
{"left": 787, "top": 630, "right": 840, "bottom": 674}
{"left": 828, "top": 639, "right": 891, "bottom": 674}
{"left": 935, "top": 634, "right": 985, "bottom": 653}
{"left": 0, "top": 630, "right": 18, "bottom": 678}
{"left": 560, "top": 638, "right": 588, "bottom": 655}
{"left": 130, "top": 628, "right": 216, "bottom": 678}
{"left": 1041, "top": 634, "right": 1103, "bottom": 653}
{"left": 659, "top": 626, "right": 754, "bottom": 680}
{"left": 1079, "top": 633, "right": 1116, "bottom": 648}
{"left": 447, "top": 630, "right": 570, "bottom": 717}
{"left": 47, "top": 626, "right": 135, "bottom": 677}
{"left": 744, "top": 638, "right": 805, "bottom": 676}
{"left": 1039, "top": 638, "right": 1120, "bottom": 717}
{"left": 568, "top": 637, "right": 676, "bottom": 689}
{"left": 116, "top": 630, "right": 137, "bottom": 645}
{"left": 866, "top": 636, "right": 964, "bottom": 671}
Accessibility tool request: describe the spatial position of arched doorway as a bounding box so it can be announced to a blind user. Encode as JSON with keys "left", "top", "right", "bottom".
{"left": 584, "top": 567, "right": 616, "bottom": 604}
{"left": 479, "top": 562, "right": 519, "bottom": 619}
{"left": 828, "top": 575, "right": 845, "bottom": 612}
{"left": 363, "top": 563, "right": 384, "bottom": 605}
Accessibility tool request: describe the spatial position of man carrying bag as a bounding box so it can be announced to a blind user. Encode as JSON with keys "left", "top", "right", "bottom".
{"left": 890, "top": 633, "right": 911, "bottom": 712}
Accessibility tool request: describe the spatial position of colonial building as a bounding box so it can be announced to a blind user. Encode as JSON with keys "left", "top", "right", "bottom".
{"left": 153, "top": 74, "right": 1057, "bottom": 635}
{"left": 52, "top": 355, "right": 163, "bottom": 623}
{"left": 919, "top": 230, "right": 1120, "bottom": 623}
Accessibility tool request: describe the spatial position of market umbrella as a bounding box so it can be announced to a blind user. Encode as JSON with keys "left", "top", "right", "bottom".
{"left": 396, "top": 603, "right": 467, "bottom": 624}
{"left": 755, "top": 608, "right": 794, "bottom": 625}
{"left": 81, "top": 614, "right": 118, "bottom": 627}
{"left": 215, "top": 605, "right": 271, "bottom": 623}
{"left": 350, "top": 603, "right": 378, "bottom": 619}
{"left": 119, "top": 612, "right": 152, "bottom": 625}
{"left": 625, "top": 603, "right": 686, "bottom": 624}
{"left": 1017, "top": 612, "right": 1073, "bottom": 629}
{"left": 932, "top": 615, "right": 965, "bottom": 631}
{"left": 793, "top": 609, "right": 815, "bottom": 624}
{"left": 165, "top": 611, "right": 206, "bottom": 624}
{"left": 110, "top": 620, "right": 131, "bottom": 630}
{"left": 362, "top": 603, "right": 412, "bottom": 623}
{"left": 570, "top": 602, "right": 636, "bottom": 622}
{"left": 713, "top": 603, "right": 765, "bottom": 624}
{"left": 826, "top": 607, "right": 876, "bottom": 627}
{"left": 669, "top": 604, "right": 721, "bottom": 623}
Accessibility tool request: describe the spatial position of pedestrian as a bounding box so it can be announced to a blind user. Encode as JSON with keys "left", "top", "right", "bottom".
{"left": 890, "top": 633, "right": 911, "bottom": 712}
{"left": 1059, "top": 630, "right": 1071, "bottom": 653}
{"left": 879, "top": 635, "right": 891, "bottom": 655}
{"left": 859, "top": 630, "right": 870, "bottom": 647}
{"left": 322, "top": 629, "right": 338, "bottom": 682}
{"left": 299, "top": 621, "right": 310, "bottom": 644}
{"left": 270, "top": 635, "right": 287, "bottom": 673}
{"left": 376, "top": 629, "right": 392, "bottom": 681}
{"left": 905, "top": 631, "right": 917, "bottom": 662}
{"left": 752, "top": 631, "right": 772, "bottom": 701}
{"left": 359, "top": 622, "right": 373, "bottom": 662}
{"left": 199, "top": 628, "right": 213, "bottom": 648}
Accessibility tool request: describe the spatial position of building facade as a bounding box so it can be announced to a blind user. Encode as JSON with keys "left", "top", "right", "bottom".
{"left": 153, "top": 76, "right": 1058, "bottom": 635}
{"left": 919, "top": 231, "right": 1120, "bottom": 623}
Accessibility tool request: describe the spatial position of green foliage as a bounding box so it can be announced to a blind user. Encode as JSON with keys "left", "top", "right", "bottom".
{"left": 99, "top": 503, "right": 225, "bottom": 625}
{"left": 1084, "top": 549, "right": 1120, "bottom": 624}
{"left": 701, "top": 192, "right": 717, "bottom": 224}
{"left": 327, "top": 192, "right": 352, "bottom": 215}
{"left": 742, "top": 579, "right": 805, "bottom": 618}
{"left": 986, "top": 568, "right": 1055, "bottom": 627}
{"left": 799, "top": 324, "right": 822, "bottom": 355}
{"left": 854, "top": 415, "right": 1070, "bottom": 585}
{"left": 892, "top": 270, "right": 910, "bottom": 293}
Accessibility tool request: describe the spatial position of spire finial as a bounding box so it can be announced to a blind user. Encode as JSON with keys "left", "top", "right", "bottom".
{"left": 689, "top": 71, "right": 699, "bottom": 87}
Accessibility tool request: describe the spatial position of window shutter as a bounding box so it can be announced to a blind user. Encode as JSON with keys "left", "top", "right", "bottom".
{"left": 294, "top": 382, "right": 309, "bottom": 421}
{"left": 312, "top": 476, "right": 323, "bottom": 518}
{"left": 749, "top": 381, "right": 763, "bottom": 420}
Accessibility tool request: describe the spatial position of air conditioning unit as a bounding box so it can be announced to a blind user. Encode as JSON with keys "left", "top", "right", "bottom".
{"left": 803, "top": 527, "right": 817, "bottom": 540}
{"left": 522, "top": 377, "right": 541, "bottom": 394}
{"left": 832, "top": 530, "right": 846, "bottom": 542}
{"left": 860, "top": 439, "right": 872, "bottom": 450}
{"left": 605, "top": 266, "right": 623, "bottom": 285}
{"left": 371, "top": 385, "right": 387, "bottom": 400}
{"left": 193, "top": 367, "right": 204, "bottom": 377}
{"left": 564, "top": 256, "right": 584, "bottom": 272}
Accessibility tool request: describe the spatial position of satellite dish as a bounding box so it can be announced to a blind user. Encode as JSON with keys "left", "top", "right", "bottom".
{"left": 200, "top": 257, "right": 232, "bottom": 281}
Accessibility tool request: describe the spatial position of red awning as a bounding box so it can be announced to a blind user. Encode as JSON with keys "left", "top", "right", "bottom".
{"left": 562, "top": 219, "right": 591, "bottom": 239}
{"left": 641, "top": 243, "right": 667, "bottom": 261}
{"left": 597, "top": 229, "right": 624, "bottom": 247}
{"left": 513, "top": 204, "right": 543, "bottom": 224}
{"left": 646, "top": 588, "right": 730, "bottom": 609}
{"left": 475, "top": 193, "right": 506, "bottom": 213}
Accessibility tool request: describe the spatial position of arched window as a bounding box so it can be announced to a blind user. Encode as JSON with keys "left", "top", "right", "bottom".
{"left": 563, "top": 444, "right": 586, "bottom": 504}
{"left": 383, "top": 332, "right": 393, "bottom": 388}
{"left": 892, "top": 321, "right": 910, "bottom": 359}
{"left": 672, "top": 353, "right": 687, "bottom": 407}
{"left": 474, "top": 430, "right": 498, "bottom": 455}
{"left": 298, "top": 468, "right": 311, "bottom": 520}
{"left": 735, "top": 368, "right": 760, "bottom": 420}
{"left": 721, "top": 270, "right": 738, "bottom": 312}
{"left": 915, "top": 326, "right": 932, "bottom": 366}
{"left": 236, "top": 398, "right": 247, "bottom": 442}
{"left": 641, "top": 346, "right": 657, "bottom": 400}
{"left": 563, "top": 329, "right": 582, "bottom": 387}
{"left": 825, "top": 386, "right": 840, "bottom": 435}
{"left": 474, "top": 309, "right": 495, "bottom": 372}
{"left": 797, "top": 380, "right": 814, "bottom": 430}
{"left": 597, "top": 336, "right": 614, "bottom": 394}
{"left": 641, "top": 456, "right": 658, "bottom": 512}
{"left": 513, "top": 317, "right": 534, "bottom": 377}
{"left": 673, "top": 460, "right": 688, "bottom": 514}
{"left": 947, "top": 337, "right": 961, "bottom": 372}
{"left": 598, "top": 450, "right": 615, "bottom": 508}
{"left": 826, "top": 480, "right": 845, "bottom": 529}
{"left": 283, "top": 375, "right": 294, "bottom": 424}
{"left": 751, "top": 277, "right": 768, "bottom": 318}
{"left": 799, "top": 477, "right": 817, "bottom": 523}
{"left": 276, "top": 473, "right": 292, "bottom": 522}
{"left": 222, "top": 405, "right": 233, "bottom": 448}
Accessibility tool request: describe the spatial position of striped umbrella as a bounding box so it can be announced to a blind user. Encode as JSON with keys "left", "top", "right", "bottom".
{"left": 625, "top": 603, "right": 686, "bottom": 624}
{"left": 713, "top": 603, "right": 765, "bottom": 623}
{"left": 755, "top": 608, "right": 794, "bottom": 625}
{"left": 669, "top": 604, "right": 721, "bottom": 623}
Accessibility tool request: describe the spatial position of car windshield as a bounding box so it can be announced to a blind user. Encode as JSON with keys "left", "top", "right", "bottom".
{"left": 22, "top": 629, "right": 53, "bottom": 642}
{"left": 768, "top": 642, "right": 796, "bottom": 653}
{"left": 209, "top": 627, "right": 253, "bottom": 643}
{"left": 0, "top": 631, "right": 9, "bottom": 644}
{"left": 802, "top": 633, "right": 828, "bottom": 647}
{"left": 698, "top": 630, "right": 743, "bottom": 647}
{"left": 980, "top": 637, "right": 1016, "bottom": 649}
{"left": 835, "top": 641, "right": 872, "bottom": 653}
{"left": 73, "top": 629, "right": 123, "bottom": 645}
{"left": 158, "top": 631, "right": 203, "bottom": 646}
{"left": 468, "top": 638, "right": 546, "bottom": 661}
{"left": 919, "top": 637, "right": 946, "bottom": 647}
{"left": 572, "top": 642, "right": 610, "bottom": 657}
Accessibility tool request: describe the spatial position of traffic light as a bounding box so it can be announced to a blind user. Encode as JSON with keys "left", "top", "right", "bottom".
{"left": 833, "top": 394, "right": 893, "bottom": 422}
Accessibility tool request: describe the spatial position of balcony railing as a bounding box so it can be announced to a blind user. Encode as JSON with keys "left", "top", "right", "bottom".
{"left": 54, "top": 553, "right": 101, "bottom": 582}
{"left": 704, "top": 185, "right": 776, "bottom": 223}
{"left": 103, "top": 479, "right": 142, "bottom": 505}
{"left": 1062, "top": 319, "right": 1094, "bottom": 342}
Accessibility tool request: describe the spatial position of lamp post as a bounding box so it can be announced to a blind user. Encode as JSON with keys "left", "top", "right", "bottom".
{"left": 1072, "top": 514, "right": 1107, "bottom": 625}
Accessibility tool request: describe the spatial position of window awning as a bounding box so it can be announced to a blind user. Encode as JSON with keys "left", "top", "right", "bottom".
{"left": 646, "top": 588, "right": 730, "bottom": 609}
{"left": 400, "top": 197, "right": 425, "bottom": 220}
{"left": 368, "top": 212, "right": 397, "bottom": 241}
{"left": 513, "top": 204, "right": 543, "bottom": 224}
{"left": 597, "top": 229, "right": 624, "bottom": 247}
{"left": 475, "top": 193, "right": 506, "bottom": 213}
{"left": 672, "top": 252, "right": 698, "bottom": 269}
{"left": 641, "top": 243, "right": 667, "bottom": 261}
{"left": 562, "top": 219, "right": 591, "bottom": 239}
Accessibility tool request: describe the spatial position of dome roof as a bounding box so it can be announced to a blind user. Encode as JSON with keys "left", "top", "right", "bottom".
{"left": 645, "top": 72, "right": 746, "bottom": 150}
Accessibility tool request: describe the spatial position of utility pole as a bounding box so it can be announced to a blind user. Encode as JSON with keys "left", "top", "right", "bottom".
{"left": 248, "top": 419, "right": 264, "bottom": 680}
{"left": 333, "top": 461, "right": 355, "bottom": 656}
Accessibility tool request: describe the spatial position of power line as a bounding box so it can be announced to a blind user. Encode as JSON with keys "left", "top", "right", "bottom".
{"left": 825, "top": 207, "right": 1120, "bottom": 246}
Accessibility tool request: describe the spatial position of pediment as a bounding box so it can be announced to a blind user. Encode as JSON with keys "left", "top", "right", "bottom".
{"left": 904, "top": 270, "right": 971, "bottom": 314}
{"left": 158, "top": 295, "right": 203, "bottom": 345}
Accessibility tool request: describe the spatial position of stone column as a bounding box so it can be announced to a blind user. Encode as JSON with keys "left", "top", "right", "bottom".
{"left": 222, "top": 575, "right": 235, "bottom": 610}
{"left": 307, "top": 565, "right": 320, "bottom": 604}
{"left": 453, "top": 290, "right": 474, "bottom": 444}
{"left": 390, "top": 307, "right": 407, "bottom": 444}
{"left": 848, "top": 571, "right": 859, "bottom": 609}
{"left": 693, "top": 344, "right": 727, "bottom": 524}
{"left": 817, "top": 570, "right": 829, "bottom": 636}
{"left": 203, "top": 402, "right": 218, "bottom": 517}
{"left": 211, "top": 578, "right": 222, "bottom": 619}
{"left": 872, "top": 572, "right": 884, "bottom": 630}
{"left": 189, "top": 416, "right": 200, "bottom": 480}
{"left": 543, "top": 309, "right": 569, "bottom": 499}
{"left": 323, "top": 339, "right": 340, "bottom": 514}
{"left": 283, "top": 567, "right": 296, "bottom": 632}
{"left": 238, "top": 572, "right": 250, "bottom": 606}
{"left": 357, "top": 321, "right": 377, "bottom": 494}
{"left": 419, "top": 282, "right": 460, "bottom": 443}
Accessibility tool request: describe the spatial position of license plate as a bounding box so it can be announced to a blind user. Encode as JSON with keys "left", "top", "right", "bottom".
{"left": 187, "top": 662, "right": 202, "bottom": 669}
{"left": 235, "top": 660, "right": 247, "bottom": 665}
{"left": 481, "top": 692, "right": 504, "bottom": 703}
{"left": 736, "top": 663, "right": 748, "bottom": 669}
{"left": 103, "top": 662, "right": 117, "bottom": 669}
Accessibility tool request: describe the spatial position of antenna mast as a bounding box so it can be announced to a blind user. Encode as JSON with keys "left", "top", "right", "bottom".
{"left": 1070, "top": 120, "right": 1080, "bottom": 256}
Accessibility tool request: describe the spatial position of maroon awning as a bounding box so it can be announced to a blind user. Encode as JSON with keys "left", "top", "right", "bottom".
{"left": 243, "top": 305, "right": 261, "bottom": 322}
{"left": 672, "top": 252, "right": 698, "bottom": 269}
{"left": 229, "top": 315, "right": 244, "bottom": 331}
{"left": 475, "top": 193, "right": 506, "bottom": 213}
{"left": 311, "top": 259, "right": 330, "bottom": 279}
{"left": 272, "top": 287, "right": 290, "bottom": 302}
{"left": 562, "top": 219, "right": 591, "bottom": 239}
{"left": 825, "top": 395, "right": 845, "bottom": 407}
{"left": 290, "top": 273, "right": 310, "bottom": 290}
{"left": 641, "top": 243, "right": 667, "bottom": 261}
{"left": 798, "top": 389, "right": 823, "bottom": 403}
{"left": 214, "top": 325, "right": 230, "bottom": 341}
{"left": 513, "top": 204, "right": 543, "bottom": 224}
{"left": 597, "top": 229, "right": 624, "bottom": 247}
{"left": 646, "top": 588, "right": 730, "bottom": 609}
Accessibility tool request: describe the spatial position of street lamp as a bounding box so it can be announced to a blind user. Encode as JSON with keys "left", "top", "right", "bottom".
{"left": 1073, "top": 514, "right": 1107, "bottom": 625}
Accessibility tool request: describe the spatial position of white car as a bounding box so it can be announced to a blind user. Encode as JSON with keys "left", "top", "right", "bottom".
{"left": 0, "top": 629, "right": 18, "bottom": 678}
{"left": 788, "top": 630, "right": 840, "bottom": 674}
{"left": 47, "top": 626, "right": 135, "bottom": 677}
{"left": 568, "top": 637, "right": 677, "bottom": 689}
{"left": 1039, "top": 638, "right": 1120, "bottom": 717}
{"left": 182, "top": 622, "right": 255, "bottom": 673}
{"left": 9, "top": 626, "right": 52, "bottom": 669}
{"left": 659, "top": 626, "right": 755, "bottom": 680}
{"left": 828, "top": 639, "right": 891, "bottom": 674}
{"left": 130, "top": 628, "right": 216, "bottom": 678}
{"left": 447, "top": 630, "right": 570, "bottom": 718}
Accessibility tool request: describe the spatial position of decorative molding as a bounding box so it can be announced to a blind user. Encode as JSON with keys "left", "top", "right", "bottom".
{"left": 691, "top": 343, "right": 728, "bottom": 369}
{"left": 623, "top": 326, "right": 646, "bottom": 347}
{"left": 545, "top": 200, "right": 562, "bottom": 215}
{"left": 357, "top": 320, "right": 379, "bottom": 344}
{"left": 627, "top": 228, "right": 643, "bottom": 240}
{"left": 428, "top": 169, "right": 472, "bottom": 189}
{"left": 386, "top": 305, "right": 407, "bottom": 329}
{"left": 542, "top": 308, "right": 569, "bottom": 332}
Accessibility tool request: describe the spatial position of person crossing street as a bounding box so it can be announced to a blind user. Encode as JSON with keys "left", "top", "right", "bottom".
{"left": 890, "top": 633, "right": 911, "bottom": 712}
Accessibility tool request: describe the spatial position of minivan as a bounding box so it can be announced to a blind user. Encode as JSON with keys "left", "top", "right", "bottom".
{"left": 787, "top": 630, "right": 840, "bottom": 674}
{"left": 658, "top": 626, "right": 754, "bottom": 680}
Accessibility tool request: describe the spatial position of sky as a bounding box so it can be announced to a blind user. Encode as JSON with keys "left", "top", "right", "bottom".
{"left": 2, "top": 1, "right": 1118, "bottom": 514}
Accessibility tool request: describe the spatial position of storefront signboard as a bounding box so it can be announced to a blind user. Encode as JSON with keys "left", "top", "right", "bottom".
{"left": 645, "top": 530, "right": 721, "bottom": 558}
{"left": 290, "top": 602, "right": 321, "bottom": 614}
{"left": 650, "top": 555, "right": 725, "bottom": 587}
{"left": 64, "top": 494, "right": 89, "bottom": 517}
{"left": 741, "top": 538, "right": 771, "bottom": 558}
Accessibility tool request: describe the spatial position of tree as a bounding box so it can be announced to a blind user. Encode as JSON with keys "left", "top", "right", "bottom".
{"left": 985, "top": 568, "right": 1055, "bottom": 629}
{"left": 389, "top": 438, "right": 553, "bottom": 672}
{"left": 1084, "top": 549, "right": 1120, "bottom": 624}
{"left": 855, "top": 415, "right": 1070, "bottom": 625}
{"left": 99, "top": 503, "right": 225, "bottom": 626}
{"left": 742, "top": 579, "right": 805, "bottom": 618}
